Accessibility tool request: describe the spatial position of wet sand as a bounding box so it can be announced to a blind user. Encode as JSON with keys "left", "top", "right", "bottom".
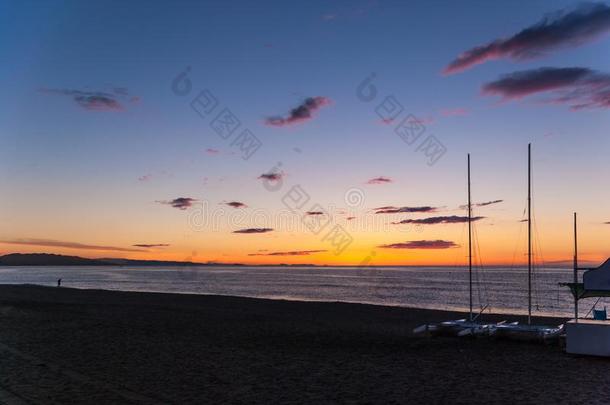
{"left": 0, "top": 284, "right": 608, "bottom": 404}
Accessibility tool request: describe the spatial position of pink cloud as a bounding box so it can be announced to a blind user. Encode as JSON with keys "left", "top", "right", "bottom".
{"left": 440, "top": 108, "right": 469, "bottom": 117}
{"left": 444, "top": 3, "right": 610, "bottom": 75}
{"left": 366, "top": 176, "right": 393, "bottom": 185}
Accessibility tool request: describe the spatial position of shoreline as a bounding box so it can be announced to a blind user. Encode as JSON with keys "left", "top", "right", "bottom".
{"left": 2, "top": 282, "right": 572, "bottom": 320}
{"left": 1, "top": 284, "right": 607, "bottom": 404}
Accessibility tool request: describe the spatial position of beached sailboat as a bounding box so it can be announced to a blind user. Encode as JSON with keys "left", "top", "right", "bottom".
{"left": 413, "top": 154, "right": 490, "bottom": 337}
{"left": 488, "top": 144, "right": 563, "bottom": 342}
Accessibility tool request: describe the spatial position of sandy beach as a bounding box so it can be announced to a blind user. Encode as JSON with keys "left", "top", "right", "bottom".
{"left": 0, "top": 284, "right": 608, "bottom": 404}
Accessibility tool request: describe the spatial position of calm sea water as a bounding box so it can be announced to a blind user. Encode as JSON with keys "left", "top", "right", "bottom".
{"left": 0, "top": 265, "right": 600, "bottom": 317}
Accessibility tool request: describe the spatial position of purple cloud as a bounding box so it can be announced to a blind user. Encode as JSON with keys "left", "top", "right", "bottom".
{"left": 258, "top": 172, "right": 284, "bottom": 181}
{"left": 265, "top": 97, "right": 331, "bottom": 127}
{"left": 444, "top": 3, "right": 610, "bottom": 74}
{"left": 482, "top": 67, "right": 610, "bottom": 110}
{"left": 366, "top": 176, "right": 393, "bottom": 185}
{"left": 392, "top": 215, "right": 484, "bottom": 225}
{"left": 374, "top": 206, "right": 439, "bottom": 214}
{"left": 157, "top": 197, "right": 198, "bottom": 210}
{"left": 378, "top": 240, "right": 459, "bottom": 249}
{"left": 233, "top": 228, "right": 274, "bottom": 234}
{"left": 205, "top": 148, "right": 220, "bottom": 155}
{"left": 225, "top": 201, "right": 247, "bottom": 209}
{"left": 138, "top": 174, "right": 152, "bottom": 182}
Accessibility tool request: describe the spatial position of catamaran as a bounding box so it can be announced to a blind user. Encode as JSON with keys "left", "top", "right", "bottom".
{"left": 414, "top": 144, "right": 564, "bottom": 341}
{"left": 413, "top": 153, "right": 490, "bottom": 337}
{"left": 487, "top": 144, "right": 563, "bottom": 342}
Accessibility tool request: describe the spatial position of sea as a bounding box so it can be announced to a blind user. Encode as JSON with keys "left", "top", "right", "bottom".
{"left": 0, "top": 265, "right": 600, "bottom": 318}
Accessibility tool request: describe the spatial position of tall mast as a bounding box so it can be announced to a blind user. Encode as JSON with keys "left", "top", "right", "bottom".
{"left": 468, "top": 153, "right": 473, "bottom": 321}
{"left": 573, "top": 212, "right": 578, "bottom": 322}
{"left": 527, "top": 143, "right": 532, "bottom": 325}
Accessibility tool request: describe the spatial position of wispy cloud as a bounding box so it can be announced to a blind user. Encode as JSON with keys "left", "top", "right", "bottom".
{"left": 378, "top": 118, "right": 397, "bottom": 125}
{"left": 374, "top": 206, "right": 439, "bottom": 214}
{"left": 157, "top": 197, "right": 198, "bottom": 210}
{"left": 392, "top": 215, "right": 485, "bottom": 225}
{"left": 604, "top": 221, "right": 610, "bottom": 224}
{"left": 440, "top": 108, "right": 469, "bottom": 117}
{"left": 224, "top": 201, "right": 247, "bottom": 209}
{"left": 39, "top": 87, "right": 139, "bottom": 111}
{"left": 205, "top": 148, "right": 220, "bottom": 155}
{"left": 444, "top": 3, "right": 610, "bottom": 74}
{"left": 378, "top": 240, "right": 459, "bottom": 249}
{"left": 265, "top": 97, "right": 331, "bottom": 127}
{"left": 248, "top": 249, "right": 327, "bottom": 256}
{"left": 459, "top": 199, "right": 503, "bottom": 209}
{"left": 138, "top": 174, "right": 152, "bottom": 182}
{"left": 476, "top": 199, "right": 503, "bottom": 207}
{"left": 132, "top": 244, "right": 170, "bottom": 248}
{"left": 482, "top": 67, "right": 610, "bottom": 110}
{"left": 0, "top": 238, "right": 144, "bottom": 252}
{"left": 233, "top": 228, "right": 274, "bottom": 234}
{"left": 366, "top": 176, "right": 393, "bottom": 185}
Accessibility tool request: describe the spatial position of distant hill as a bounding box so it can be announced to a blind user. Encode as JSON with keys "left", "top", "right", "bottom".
{"left": 0, "top": 253, "right": 232, "bottom": 267}
{"left": 0, "top": 253, "right": 108, "bottom": 266}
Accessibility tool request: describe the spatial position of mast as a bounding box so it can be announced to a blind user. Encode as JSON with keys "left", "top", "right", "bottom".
{"left": 574, "top": 212, "right": 578, "bottom": 322}
{"left": 527, "top": 143, "right": 532, "bottom": 325}
{"left": 468, "top": 153, "right": 473, "bottom": 321}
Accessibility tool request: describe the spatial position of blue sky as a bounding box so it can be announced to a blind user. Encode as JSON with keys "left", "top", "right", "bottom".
{"left": 1, "top": 0, "right": 609, "bottom": 264}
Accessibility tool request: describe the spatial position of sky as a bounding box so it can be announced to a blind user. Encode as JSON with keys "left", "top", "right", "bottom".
{"left": 1, "top": 0, "right": 609, "bottom": 266}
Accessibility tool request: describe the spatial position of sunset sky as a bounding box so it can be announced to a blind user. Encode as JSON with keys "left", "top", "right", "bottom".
{"left": 1, "top": 0, "right": 609, "bottom": 266}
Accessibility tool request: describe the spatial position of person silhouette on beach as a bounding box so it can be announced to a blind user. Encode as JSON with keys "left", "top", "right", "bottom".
{"left": 57, "top": 278, "right": 62, "bottom": 287}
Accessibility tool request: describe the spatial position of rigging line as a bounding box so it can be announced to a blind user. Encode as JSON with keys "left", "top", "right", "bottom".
{"left": 453, "top": 220, "right": 467, "bottom": 269}
{"left": 510, "top": 202, "right": 527, "bottom": 271}
{"left": 477, "top": 225, "right": 489, "bottom": 308}
{"left": 530, "top": 160, "right": 549, "bottom": 313}
{"left": 472, "top": 219, "right": 489, "bottom": 311}
{"left": 530, "top": 196, "right": 541, "bottom": 310}
{"left": 530, "top": 168, "right": 545, "bottom": 312}
{"left": 533, "top": 218, "right": 547, "bottom": 310}
{"left": 476, "top": 223, "right": 490, "bottom": 311}
{"left": 472, "top": 221, "right": 483, "bottom": 309}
